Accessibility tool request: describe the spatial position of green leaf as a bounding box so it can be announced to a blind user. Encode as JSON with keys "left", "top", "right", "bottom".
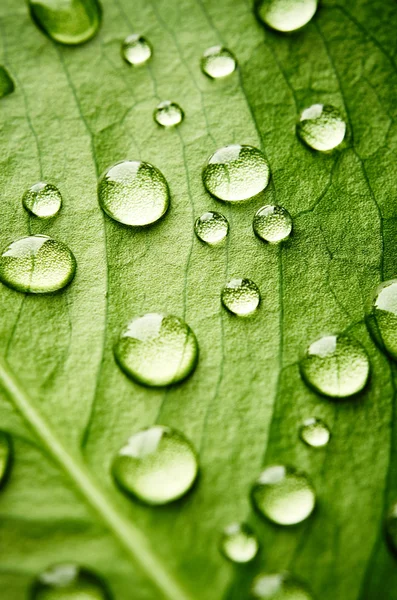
{"left": 0, "top": 0, "right": 396, "bottom": 598}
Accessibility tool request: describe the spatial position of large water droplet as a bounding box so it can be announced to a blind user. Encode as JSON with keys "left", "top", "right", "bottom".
{"left": 299, "top": 418, "right": 330, "bottom": 448}
{"left": 221, "top": 278, "right": 260, "bottom": 316}
{"left": 98, "top": 160, "right": 169, "bottom": 227}
{"left": 220, "top": 523, "right": 259, "bottom": 564}
{"left": 0, "top": 66, "right": 14, "bottom": 98}
{"left": 194, "top": 211, "right": 229, "bottom": 245}
{"left": 297, "top": 104, "right": 346, "bottom": 151}
{"left": 122, "top": 34, "right": 152, "bottom": 66}
{"left": 366, "top": 279, "right": 397, "bottom": 361}
{"left": 154, "top": 101, "right": 184, "bottom": 128}
{"left": 0, "top": 433, "right": 11, "bottom": 487}
{"left": 22, "top": 182, "right": 62, "bottom": 218}
{"left": 0, "top": 235, "right": 76, "bottom": 294}
{"left": 114, "top": 313, "right": 198, "bottom": 387}
{"left": 203, "top": 145, "right": 270, "bottom": 202}
{"left": 252, "top": 573, "right": 313, "bottom": 600}
{"left": 256, "top": 0, "right": 318, "bottom": 32}
{"left": 112, "top": 425, "right": 198, "bottom": 505}
{"left": 28, "top": 0, "right": 102, "bottom": 46}
{"left": 32, "top": 563, "right": 110, "bottom": 599}
{"left": 201, "top": 45, "right": 237, "bottom": 79}
{"left": 253, "top": 205, "right": 292, "bottom": 243}
{"left": 299, "top": 334, "right": 369, "bottom": 398}
{"left": 252, "top": 465, "right": 316, "bottom": 525}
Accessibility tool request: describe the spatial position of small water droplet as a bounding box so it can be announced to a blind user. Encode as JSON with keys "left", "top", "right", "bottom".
{"left": 256, "top": 0, "right": 318, "bottom": 32}
{"left": 203, "top": 145, "right": 270, "bottom": 202}
{"left": 252, "top": 573, "right": 313, "bottom": 599}
{"left": 0, "top": 235, "right": 76, "bottom": 294}
{"left": 253, "top": 205, "right": 292, "bottom": 243}
{"left": 299, "top": 334, "right": 369, "bottom": 398}
{"left": 114, "top": 313, "right": 198, "bottom": 387}
{"left": 297, "top": 104, "right": 346, "bottom": 151}
{"left": 112, "top": 425, "right": 198, "bottom": 505}
{"left": 98, "top": 160, "right": 169, "bottom": 227}
{"left": 22, "top": 182, "right": 62, "bottom": 218}
{"left": 366, "top": 279, "right": 397, "bottom": 361}
{"left": 252, "top": 465, "right": 316, "bottom": 525}
{"left": 195, "top": 211, "right": 229, "bottom": 245}
{"left": 122, "top": 34, "right": 152, "bottom": 66}
{"left": 220, "top": 522, "right": 259, "bottom": 564}
{"left": 0, "top": 433, "right": 11, "bottom": 487}
{"left": 28, "top": 0, "right": 102, "bottom": 45}
{"left": 221, "top": 278, "right": 260, "bottom": 316}
{"left": 154, "top": 101, "right": 184, "bottom": 128}
{"left": 386, "top": 503, "right": 397, "bottom": 555}
{"left": 32, "top": 563, "right": 110, "bottom": 599}
{"left": 201, "top": 45, "right": 237, "bottom": 79}
{"left": 0, "top": 66, "right": 14, "bottom": 98}
{"left": 299, "top": 418, "right": 330, "bottom": 448}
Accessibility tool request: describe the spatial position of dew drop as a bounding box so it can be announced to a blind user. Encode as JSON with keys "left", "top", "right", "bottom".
{"left": 203, "top": 145, "right": 270, "bottom": 202}
{"left": 220, "top": 522, "right": 259, "bottom": 564}
{"left": 253, "top": 205, "right": 292, "bottom": 243}
{"left": 0, "top": 235, "right": 76, "bottom": 294}
{"left": 28, "top": 0, "right": 102, "bottom": 46}
{"left": 201, "top": 45, "right": 237, "bottom": 79}
{"left": 154, "top": 101, "right": 184, "bottom": 128}
{"left": 297, "top": 104, "right": 346, "bottom": 151}
{"left": 252, "top": 573, "right": 313, "bottom": 600}
{"left": 31, "top": 563, "right": 110, "bottom": 599}
{"left": 221, "top": 278, "right": 260, "bottom": 316}
{"left": 386, "top": 503, "right": 397, "bottom": 554}
{"left": 0, "top": 66, "right": 14, "bottom": 98}
{"left": 366, "top": 279, "right": 397, "bottom": 361}
{"left": 114, "top": 313, "right": 198, "bottom": 387}
{"left": 194, "top": 211, "right": 229, "bottom": 245}
{"left": 251, "top": 465, "right": 315, "bottom": 525}
{"left": 299, "top": 417, "right": 330, "bottom": 448}
{"left": 256, "top": 0, "right": 318, "bottom": 32}
{"left": 122, "top": 34, "right": 152, "bottom": 66}
{"left": 112, "top": 425, "right": 198, "bottom": 505}
{"left": 98, "top": 160, "right": 169, "bottom": 227}
{"left": 299, "top": 334, "right": 369, "bottom": 398}
{"left": 0, "top": 433, "right": 11, "bottom": 487}
{"left": 22, "top": 182, "right": 62, "bottom": 218}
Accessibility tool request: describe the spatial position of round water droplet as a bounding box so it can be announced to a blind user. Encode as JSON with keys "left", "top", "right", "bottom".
{"left": 154, "top": 101, "right": 184, "bottom": 128}
{"left": 0, "top": 235, "right": 76, "bottom": 294}
{"left": 28, "top": 0, "right": 102, "bottom": 45}
{"left": 252, "top": 573, "right": 313, "bottom": 600}
{"left": 253, "top": 205, "right": 292, "bottom": 243}
{"left": 98, "top": 160, "right": 169, "bottom": 227}
{"left": 299, "top": 418, "right": 330, "bottom": 448}
{"left": 366, "top": 279, "right": 397, "bottom": 361}
{"left": 114, "top": 313, "right": 198, "bottom": 387}
{"left": 220, "top": 523, "right": 259, "bottom": 564}
{"left": 299, "top": 334, "right": 369, "bottom": 398}
{"left": 256, "top": 0, "right": 318, "bottom": 32}
{"left": 0, "top": 66, "right": 14, "bottom": 98}
{"left": 221, "top": 278, "right": 260, "bottom": 316}
{"left": 0, "top": 432, "right": 11, "bottom": 487}
{"left": 122, "top": 34, "right": 152, "bottom": 66}
{"left": 22, "top": 182, "right": 62, "bottom": 218}
{"left": 297, "top": 104, "right": 346, "bottom": 151}
{"left": 201, "top": 45, "right": 237, "bottom": 79}
{"left": 386, "top": 503, "right": 397, "bottom": 554}
{"left": 203, "top": 145, "right": 270, "bottom": 202}
{"left": 32, "top": 563, "right": 110, "bottom": 599}
{"left": 112, "top": 425, "right": 198, "bottom": 505}
{"left": 252, "top": 465, "right": 316, "bottom": 525}
{"left": 195, "top": 211, "right": 229, "bottom": 245}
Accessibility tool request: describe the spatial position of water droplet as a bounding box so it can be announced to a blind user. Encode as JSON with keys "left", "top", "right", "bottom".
{"left": 220, "top": 523, "right": 259, "bottom": 564}
{"left": 32, "top": 563, "right": 110, "bottom": 599}
{"left": 201, "top": 45, "right": 237, "bottom": 79}
{"left": 122, "top": 34, "right": 152, "bottom": 66}
{"left": 203, "top": 145, "right": 270, "bottom": 202}
{"left": 299, "top": 418, "right": 330, "bottom": 448}
{"left": 22, "top": 182, "right": 62, "bottom": 218}
{"left": 386, "top": 503, "right": 397, "bottom": 554}
{"left": 0, "top": 235, "right": 76, "bottom": 294}
{"left": 28, "top": 0, "right": 102, "bottom": 46}
{"left": 0, "top": 66, "right": 14, "bottom": 98}
{"left": 98, "top": 160, "right": 169, "bottom": 227}
{"left": 114, "top": 313, "right": 198, "bottom": 387}
{"left": 112, "top": 425, "right": 198, "bottom": 505}
{"left": 221, "top": 278, "right": 260, "bottom": 316}
{"left": 256, "top": 0, "right": 318, "bottom": 32}
{"left": 194, "top": 211, "right": 229, "bottom": 245}
{"left": 0, "top": 433, "right": 11, "bottom": 487}
{"left": 154, "top": 101, "right": 184, "bottom": 128}
{"left": 252, "top": 573, "right": 313, "bottom": 600}
{"left": 366, "top": 279, "right": 397, "bottom": 361}
{"left": 252, "top": 465, "right": 316, "bottom": 525}
{"left": 299, "top": 334, "right": 369, "bottom": 398}
{"left": 297, "top": 104, "right": 346, "bottom": 151}
{"left": 253, "top": 205, "right": 292, "bottom": 243}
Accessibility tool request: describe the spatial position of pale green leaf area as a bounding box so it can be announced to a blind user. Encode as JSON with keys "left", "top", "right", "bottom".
{"left": 0, "top": 0, "right": 396, "bottom": 598}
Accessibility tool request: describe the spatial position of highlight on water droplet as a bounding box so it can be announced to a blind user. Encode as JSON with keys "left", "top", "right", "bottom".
{"left": 195, "top": 211, "right": 229, "bottom": 245}
{"left": 220, "top": 522, "right": 259, "bottom": 564}
{"left": 154, "top": 101, "right": 184, "bottom": 128}
{"left": 251, "top": 572, "right": 314, "bottom": 599}
{"left": 122, "top": 34, "right": 152, "bottom": 66}
{"left": 366, "top": 279, "right": 397, "bottom": 361}
{"left": 251, "top": 465, "right": 316, "bottom": 525}
{"left": 297, "top": 104, "right": 346, "bottom": 151}
{"left": 201, "top": 45, "right": 237, "bottom": 79}
{"left": 203, "top": 145, "right": 270, "bottom": 202}
{"left": 112, "top": 425, "right": 198, "bottom": 506}
{"left": 0, "top": 66, "right": 14, "bottom": 98}
{"left": 0, "top": 432, "right": 11, "bottom": 488}
{"left": 98, "top": 160, "right": 169, "bottom": 227}
{"left": 221, "top": 278, "right": 260, "bottom": 316}
{"left": 256, "top": 0, "right": 318, "bottom": 32}
{"left": 114, "top": 313, "right": 198, "bottom": 387}
{"left": 299, "top": 334, "right": 370, "bottom": 398}
{"left": 31, "top": 563, "right": 110, "bottom": 599}
{"left": 28, "top": 0, "right": 102, "bottom": 45}
{"left": 299, "top": 417, "right": 330, "bottom": 448}
{"left": 0, "top": 235, "right": 76, "bottom": 294}
{"left": 253, "top": 205, "right": 292, "bottom": 243}
{"left": 22, "top": 182, "right": 62, "bottom": 218}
